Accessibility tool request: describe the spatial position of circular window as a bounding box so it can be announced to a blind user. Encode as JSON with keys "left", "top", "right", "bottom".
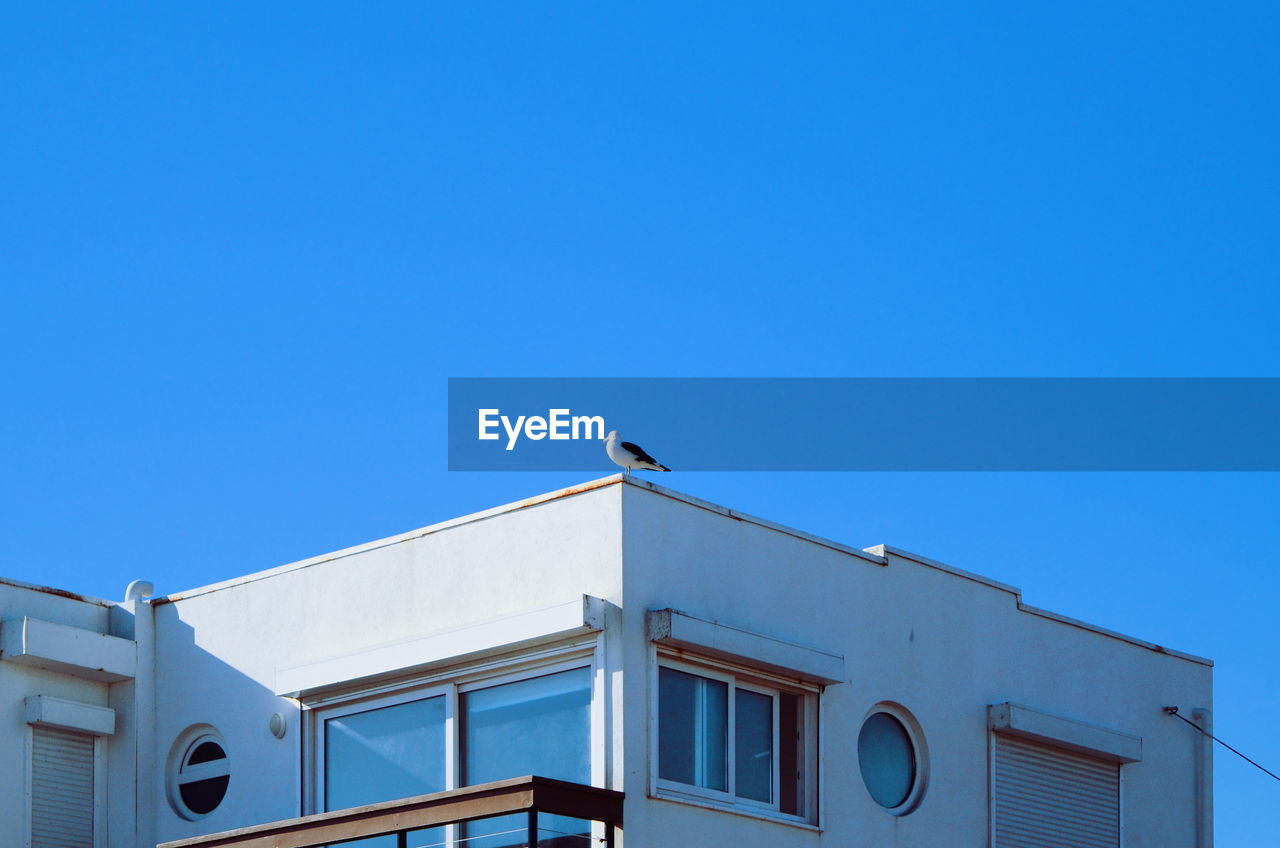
{"left": 857, "top": 707, "right": 927, "bottom": 814}
{"left": 167, "top": 727, "right": 230, "bottom": 820}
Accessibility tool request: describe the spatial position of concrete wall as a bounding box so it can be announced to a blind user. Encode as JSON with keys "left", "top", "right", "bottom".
{"left": 617, "top": 482, "right": 1212, "bottom": 848}
{"left": 150, "top": 484, "right": 625, "bottom": 844}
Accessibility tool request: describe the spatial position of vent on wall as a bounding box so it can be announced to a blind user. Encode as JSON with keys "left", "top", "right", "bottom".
{"left": 992, "top": 734, "right": 1120, "bottom": 848}
{"left": 167, "top": 726, "right": 231, "bottom": 821}
{"left": 31, "top": 726, "right": 95, "bottom": 848}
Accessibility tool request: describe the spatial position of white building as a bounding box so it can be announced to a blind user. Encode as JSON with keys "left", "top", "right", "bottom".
{"left": 1, "top": 475, "right": 1213, "bottom": 848}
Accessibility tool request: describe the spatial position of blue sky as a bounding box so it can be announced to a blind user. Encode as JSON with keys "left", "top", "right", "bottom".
{"left": 2, "top": 3, "right": 1277, "bottom": 840}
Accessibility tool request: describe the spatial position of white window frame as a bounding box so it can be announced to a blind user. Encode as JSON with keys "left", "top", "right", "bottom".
{"left": 857, "top": 703, "right": 929, "bottom": 816}
{"left": 311, "top": 680, "right": 455, "bottom": 813}
{"left": 650, "top": 649, "right": 819, "bottom": 827}
{"left": 304, "top": 635, "right": 606, "bottom": 841}
{"left": 169, "top": 730, "right": 232, "bottom": 821}
{"left": 23, "top": 725, "right": 107, "bottom": 848}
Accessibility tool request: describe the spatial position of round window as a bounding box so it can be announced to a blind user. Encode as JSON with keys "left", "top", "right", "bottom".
{"left": 857, "top": 708, "right": 926, "bottom": 814}
{"left": 168, "top": 728, "right": 230, "bottom": 820}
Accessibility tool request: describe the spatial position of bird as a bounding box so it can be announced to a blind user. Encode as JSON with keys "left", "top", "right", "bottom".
{"left": 604, "top": 430, "right": 671, "bottom": 475}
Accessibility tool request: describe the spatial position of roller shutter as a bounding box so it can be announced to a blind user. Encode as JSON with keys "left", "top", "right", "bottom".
{"left": 31, "top": 726, "right": 95, "bottom": 848}
{"left": 992, "top": 734, "right": 1120, "bottom": 848}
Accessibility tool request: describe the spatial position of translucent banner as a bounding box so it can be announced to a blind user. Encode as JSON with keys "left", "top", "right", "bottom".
{"left": 447, "top": 378, "right": 1280, "bottom": 471}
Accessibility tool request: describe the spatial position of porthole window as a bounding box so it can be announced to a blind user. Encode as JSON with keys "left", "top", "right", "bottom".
{"left": 167, "top": 727, "right": 230, "bottom": 820}
{"left": 857, "top": 706, "right": 927, "bottom": 814}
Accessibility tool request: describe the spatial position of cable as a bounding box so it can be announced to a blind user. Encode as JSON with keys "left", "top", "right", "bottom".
{"left": 1165, "top": 706, "right": 1280, "bottom": 783}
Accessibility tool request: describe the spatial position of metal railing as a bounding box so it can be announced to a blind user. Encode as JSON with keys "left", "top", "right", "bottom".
{"left": 157, "top": 776, "right": 623, "bottom": 848}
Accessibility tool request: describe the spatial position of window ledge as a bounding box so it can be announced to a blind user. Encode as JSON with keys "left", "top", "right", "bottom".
{"left": 647, "top": 608, "right": 844, "bottom": 686}
{"left": 988, "top": 702, "right": 1142, "bottom": 763}
{"left": 1, "top": 616, "right": 136, "bottom": 682}
{"left": 278, "top": 595, "right": 607, "bottom": 697}
{"left": 648, "top": 788, "right": 821, "bottom": 832}
{"left": 25, "top": 695, "right": 115, "bottom": 736}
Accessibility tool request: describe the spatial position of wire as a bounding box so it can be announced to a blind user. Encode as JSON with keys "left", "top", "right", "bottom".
{"left": 407, "top": 826, "right": 525, "bottom": 848}
{"left": 1165, "top": 706, "right": 1280, "bottom": 783}
{"left": 406, "top": 823, "right": 602, "bottom": 848}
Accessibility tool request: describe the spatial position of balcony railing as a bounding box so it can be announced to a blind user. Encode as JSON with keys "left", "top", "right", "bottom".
{"left": 157, "top": 776, "right": 624, "bottom": 848}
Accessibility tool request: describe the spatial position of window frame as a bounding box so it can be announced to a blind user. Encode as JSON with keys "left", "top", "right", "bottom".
{"left": 304, "top": 636, "right": 605, "bottom": 819}
{"left": 171, "top": 731, "right": 232, "bottom": 820}
{"left": 650, "top": 649, "right": 819, "bottom": 826}
{"left": 732, "top": 678, "right": 784, "bottom": 811}
{"left": 311, "top": 680, "right": 455, "bottom": 814}
{"left": 856, "top": 704, "right": 928, "bottom": 816}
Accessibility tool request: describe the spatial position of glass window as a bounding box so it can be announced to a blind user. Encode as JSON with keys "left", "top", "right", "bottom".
{"left": 735, "top": 688, "right": 773, "bottom": 803}
{"left": 324, "top": 695, "right": 446, "bottom": 848}
{"left": 659, "top": 667, "right": 728, "bottom": 791}
{"left": 657, "top": 663, "right": 809, "bottom": 819}
{"left": 179, "top": 740, "right": 229, "bottom": 815}
{"left": 857, "top": 711, "right": 917, "bottom": 810}
{"left": 462, "top": 667, "right": 592, "bottom": 848}
{"left": 461, "top": 667, "right": 592, "bottom": 784}
{"left": 167, "top": 728, "right": 231, "bottom": 821}
{"left": 325, "top": 695, "right": 447, "bottom": 808}
{"left": 315, "top": 661, "right": 596, "bottom": 847}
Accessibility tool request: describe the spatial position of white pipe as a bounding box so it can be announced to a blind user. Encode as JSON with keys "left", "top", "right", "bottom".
{"left": 124, "top": 580, "right": 154, "bottom": 603}
{"left": 126, "top": 591, "right": 157, "bottom": 848}
{"left": 1192, "top": 707, "right": 1213, "bottom": 848}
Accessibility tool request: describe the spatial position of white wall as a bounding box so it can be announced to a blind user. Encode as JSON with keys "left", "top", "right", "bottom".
{"left": 150, "top": 485, "right": 626, "bottom": 844}
{"left": 0, "top": 582, "right": 124, "bottom": 848}
{"left": 140, "top": 476, "right": 1211, "bottom": 847}
{"left": 617, "top": 482, "right": 1211, "bottom": 848}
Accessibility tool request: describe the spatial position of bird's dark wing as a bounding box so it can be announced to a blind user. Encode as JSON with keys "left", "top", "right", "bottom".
{"left": 621, "top": 441, "right": 660, "bottom": 465}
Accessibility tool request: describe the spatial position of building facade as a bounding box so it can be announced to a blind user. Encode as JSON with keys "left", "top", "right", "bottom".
{"left": 1, "top": 476, "right": 1213, "bottom": 847}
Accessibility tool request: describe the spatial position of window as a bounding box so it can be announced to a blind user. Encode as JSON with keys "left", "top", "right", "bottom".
{"left": 857, "top": 707, "right": 926, "bottom": 814}
{"left": 311, "top": 650, "right": 598, "bottom": 848}
{"left": 31, "top": 726, "right": 97, "bottom": 848}
{"left": 167, "top": 727, "right": 231, "bottom": 821}
{"left": 992, "top": 735, "right": 1120, "bottom": 848}
{"left": 655, "top": 658, "right": 814, "bottom": 822}
{"left": 462, "top": 667, "right": 592, "bottom": 848}
{"left": 325, "top": 696, "right": 446, "bottom": 848}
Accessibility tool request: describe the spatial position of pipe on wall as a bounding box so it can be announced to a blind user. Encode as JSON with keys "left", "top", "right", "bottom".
{"left": 124, "top": 585, "right": 157, "bottom": 848}
{"left": 1192, "top": 707, "right": 1213, "bottom": 848}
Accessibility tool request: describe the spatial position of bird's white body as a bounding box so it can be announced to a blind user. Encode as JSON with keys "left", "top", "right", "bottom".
{"left": 604, "top": 430, "right": 670, "bottom": 473}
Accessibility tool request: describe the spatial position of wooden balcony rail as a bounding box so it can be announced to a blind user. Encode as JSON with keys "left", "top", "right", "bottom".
{"left": 157, "top": 776, "right": 624, "bottom": 848}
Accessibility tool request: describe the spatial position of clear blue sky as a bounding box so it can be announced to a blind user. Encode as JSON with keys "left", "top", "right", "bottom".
{"left": 2, "top": 3, "right": 1276, "bottom": 841}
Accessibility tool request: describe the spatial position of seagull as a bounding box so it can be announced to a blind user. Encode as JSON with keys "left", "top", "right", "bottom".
{"left": 604, "top": 430, "right": 671, "bottom": 475}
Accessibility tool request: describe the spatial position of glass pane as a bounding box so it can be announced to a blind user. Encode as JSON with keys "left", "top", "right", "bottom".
{"left": 325, "top": 695, "right": 447, "bottom": 848}
{"left": 658, "top": 667, "right": 727, "bottom": 791}
{"left": 461, "top": 667, "right": 592, "bottom": 848}
{"left": 536, "top": 813, "right": 594, "bottom": 847}
{"left": 461, "top": 667, "right": 592, "bottom": 784}
{"left": 187, "top": 741, "right": 226, "bottom": 765}
{"left": 459, "top": 813, "right": 529, "bottom": 848}
{"left": 179, "top": 776, "right": 229, "bottom": 815}
{"left": 857, "top": 712, "right": 916, "bottom": 808}
{"left": 735, "top": 688, "right": 773, "bottom": 803}
{"left": 460, "top": 813, "right": 593, "bottom": 848}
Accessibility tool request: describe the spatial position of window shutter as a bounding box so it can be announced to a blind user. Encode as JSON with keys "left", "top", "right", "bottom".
{"left": 993, "top": 734, "right": 1120, "bottom": 848}
{"left": 31, "top": 726, "right": 95, "bottom": 848}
